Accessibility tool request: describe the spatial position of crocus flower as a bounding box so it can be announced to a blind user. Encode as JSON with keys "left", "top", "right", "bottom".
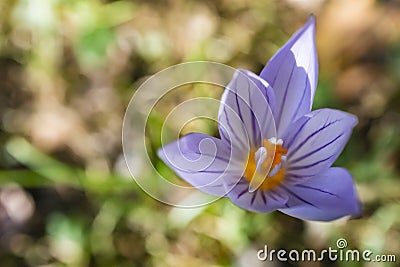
{"left": 158, "top": 17, "right": 361, "bottom": 221}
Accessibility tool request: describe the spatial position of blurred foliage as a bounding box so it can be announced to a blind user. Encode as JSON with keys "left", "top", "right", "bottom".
{"left": 0, "top": 0, "right": 399, "bottom": 266}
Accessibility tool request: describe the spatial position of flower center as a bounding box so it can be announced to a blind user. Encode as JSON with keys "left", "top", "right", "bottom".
{"left": 243, "top": 138, "right": 288, "bottom": 190}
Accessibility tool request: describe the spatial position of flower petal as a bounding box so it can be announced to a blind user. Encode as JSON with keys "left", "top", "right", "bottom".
{"left": 284, "top": 109, "right": 358, "bottom": 181}
{"left": 226, "top": 177, "right": 289, "bottom": 212}
{"left": 260, "top": 16, "right": 318, "bottom": 137}
{"left": 157, "top": 133, "right": 241, "bottom": 196}
{"left": 279, "top": 167, "right": 361, "bottom": 221}
{"left": 218, "top": 69, "right": 276, "bottom": 151}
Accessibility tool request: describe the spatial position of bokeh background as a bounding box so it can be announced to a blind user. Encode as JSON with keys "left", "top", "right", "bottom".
{"left": 0, "top": 0, "right": 399, "bottom": 266}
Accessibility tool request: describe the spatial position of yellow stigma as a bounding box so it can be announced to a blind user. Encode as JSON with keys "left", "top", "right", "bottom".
{"left": 244, "top": 139, "right": 288, "bottom": 190}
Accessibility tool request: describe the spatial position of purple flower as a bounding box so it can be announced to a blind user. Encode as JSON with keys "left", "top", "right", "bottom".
{"left": 158, "top": 17, "right": 361, "bottom": 221}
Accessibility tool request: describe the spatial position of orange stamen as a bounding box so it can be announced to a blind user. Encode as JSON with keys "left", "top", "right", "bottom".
{"left": 243, "top": 139, "right": 287, "bottom": 190}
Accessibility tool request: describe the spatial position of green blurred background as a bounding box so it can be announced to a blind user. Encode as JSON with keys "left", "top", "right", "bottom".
{"left": 0, "top": 0, "right": 399, "bottom": 266}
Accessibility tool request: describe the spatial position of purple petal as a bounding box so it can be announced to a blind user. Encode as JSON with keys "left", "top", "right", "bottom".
{"left": 226, "top": 177, "right": 289, "bottom": 212}
{"left": 284, "top": 109, "right": 358, "bottom": 181}
{"left": 260, "top": 16, "right": 318, "bottom": 137}
{"left": 218, "top": 69, "right": 276, "bottom": 151}
{"left": 239, "top": 69, "right": 277, "bottom": 116}
{"left": 279, "top": 167, "right": 361, "bottom": 221}
{"left": 157, "top": 133, "right": 242, "bottom": 196}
